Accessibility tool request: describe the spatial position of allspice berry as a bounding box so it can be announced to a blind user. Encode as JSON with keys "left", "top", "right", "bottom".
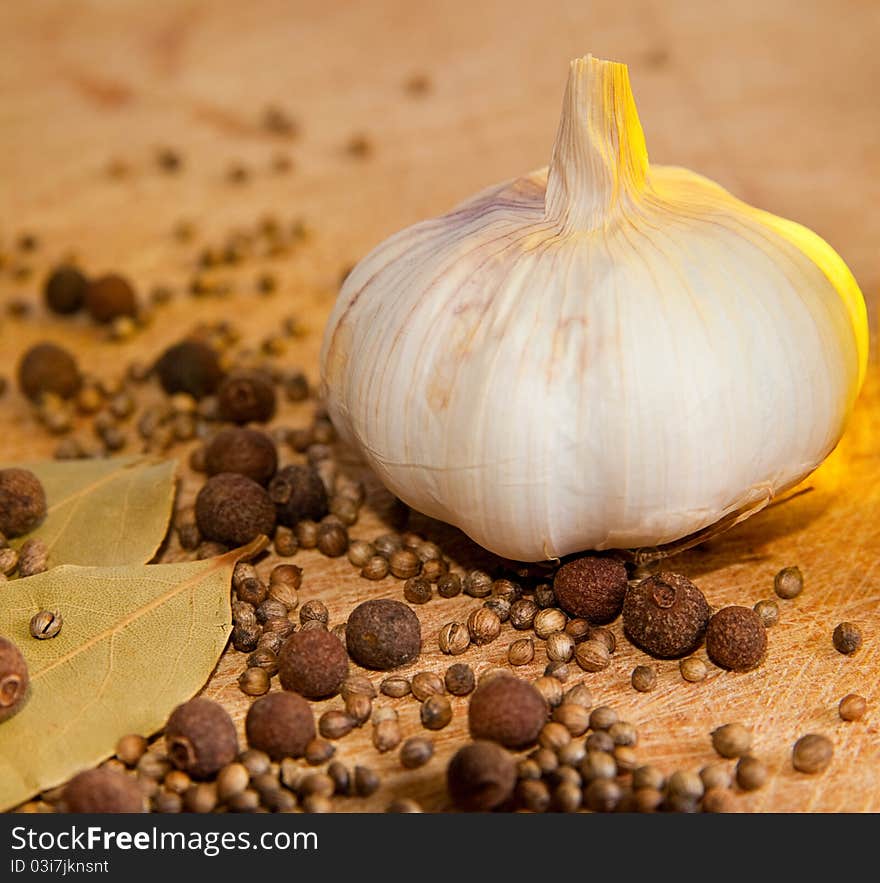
{"left": 246, "top": 692, "right": 316, "bottom": 760}
{"left": 468, "top": 674, "right": 547, "bottom": 749}
{"left": 447, "top": 741, "right": 516, "bottom": 811}
{"left": 705, "top": 606, "right": 767, "bottom": 671}
{"left": 0, "top": 468, "right": 47, "bottom": 537}
{"left": 45, "top": 264, "right": 88, "bottom": 315}
{"left": 195, "top": 473, "right": 276, "bottom": 546}
{"left": 278, "top": 629, "right": 348, "bottom": 699}
{"left": 18, "top": 342, "right": 82, "bottom": 401}
{"left": 622, "top": 572, "right": 710, "bottom": 659}
{"left": 792, "top": 733, "right": 833, "bottom": 774}
{"left": 155, "top": 339, "right": 224, "bottom": 399}
{"left": 63, "top": 768, "right": 144, "bottom": 813}
{"left": 217, "top": 370, "right": 276, "bottom": 424}
{"left": 832, "top": 622, "right": 862, "bottom": 655}
{"left": 346, "top": 599, "right": 421, "bottom": 670}
{"left": 85, "top": 273, "right": 137, "bottom": 323}
{"left": 205, "top": 428, "right": 277, "bottom": 485}
{"left": 0, "top": 636, "right": 29, "bottom": 723}
{"left": 553, "top": 556, "right": 628, "bottom": 624}
{"left": 270, "top": 465, "right": 329, "bottom": 526}
{"left": 165, "top": 698, "right": 238, "bottom": 778}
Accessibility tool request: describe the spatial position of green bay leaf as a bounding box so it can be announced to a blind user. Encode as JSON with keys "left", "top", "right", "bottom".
{"left": 6, "top": 456, "right": 177, "bottom": 567}
{"left": 0, "top": 537, "right": 266, "bottom": 812}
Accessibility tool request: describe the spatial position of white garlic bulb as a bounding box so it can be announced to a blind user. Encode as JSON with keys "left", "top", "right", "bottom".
{"left": 321, "top": 55, "right": 868, "bottom": 562}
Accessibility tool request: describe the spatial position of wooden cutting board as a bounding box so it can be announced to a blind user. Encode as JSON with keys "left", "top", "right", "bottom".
{"left": 1, "top": 0, "right": 877, "bottom": 812}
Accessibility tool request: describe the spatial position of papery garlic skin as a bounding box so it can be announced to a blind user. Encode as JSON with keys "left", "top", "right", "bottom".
{"left": 321, "top": 56, "right": 868, "bottom": 562}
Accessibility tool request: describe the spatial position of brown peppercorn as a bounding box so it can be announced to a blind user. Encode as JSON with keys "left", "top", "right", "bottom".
{"left": 0, "top": 636, "right": 29, "bottom": 723}
{"left": 553, "top": 556, "right": 628, "bottom": 624}
{"left": 217, "top": 369, "right": 276, "bottom": 424}
{"left": 346, "top": 599, "right": 421, "bottom": 670}
{"left": 838, "top": 693, "right": 867, "bottom": 722}
{"left": 18, "top": 538, "right": 48, "bottom": 576}
{"left": 45, "top": 264, "right": 88, "bottom": 315}
{"left": 279, "top": 629, "right": 348, "bottom": 699}
{"left": 421, "top": 694, "right": 453, "bottom": 730}
{"left": 238, "top": 666, "right": 270, "bottom": 696}
{"left": 774, "top": 565, "right": 803, "bottom": 599}
{"left": 319, "top": 710, "right": 356, "bottom": 740}
{"left": 165, "top": 698, "right": 238, "bottom": 778}
{"left": 508, "top": 637, "right": 535, "bottom": 666}
{"left": 438, "top": 621, "right": 470, "bottom": 655}
{"left": 388, "top": 549, "right": 420, "bottom": 579}
{"left": 753, "top": 599, "right": 779, "bottom": 628}
{"left": 445, "top": 663, "right": 475, "bottom": 696}
{"left": 245, "top": 692, "right": 315, "bottom": 760}
{"left": 832, "top": 621, "right": 862, "bottom": 655}
{"left": 467, "top": 607, "right": 501, "bottom": 645}
{"left": 18, "top": 342, "right": 81, "bottom": 402}
{"left": 155, "top": 339, "right": 223, "bottom": 399}
{"left": 29, "top": 609, "right": 63, "bottom": 640}
{"left": 735, "top": 755, "right": 767, "bottom": 791}
{"left": 679, "top": 656, "right": 708, "bottom": 682}
{"left": 706, "top": 606, "right": 767, "bottom": 671}
{"left": 315, "top": 522, "right": 348, "bottom": 558}
{"left": 468, "top": 674, "right": 547, "bottom": 749}
{"left": 623, "top": 572, "right": 710, "bottom": 659}
{"left": 447, "top": 740, "right": 516, "bottom": 811}
{"left": 533, "top": 608, "right": 567, "bottom": 639}
{"left": 411, "top": 671, "right": 444, "bottom": 701}
{"left": 0, "top": 468, "right": 47, "bottom": 538}
{"left": 437, "top": 573, "right": 463, "bottom": 598}
{"left": 195, "top": 473, "right": 276, "bottom": 546}
{"left": 380, "top": 675, "right": 411, "bottom": 698}
{"left": 574, "top": 639, "right": 610, "bottom": 673}
{"left": 404, "top": 576, "right": 432, "bottom": 604}
{"left": 270, "top": 465, "right": 329, "bottom": 526}
{"left": 64, "top": 768, "right": 144, "bottom": 813}
{"left": 205, "top": 428, "right": 277, "bottom": 486}
{"left": 85, "top": 274, "right": 137, "bottom": 323}
{"left": 792, "top": 733, "right": 833, "bottom": 774}
{"left": 631, "top": 664, "right": 657, "bottom": 692}
{"left": 711, "top": 722, "right": 752, "bottom": 758}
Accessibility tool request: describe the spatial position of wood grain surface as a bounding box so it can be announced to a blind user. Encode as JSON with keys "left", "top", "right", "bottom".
{"left": 1, "top": 0, "right": 878, "bottom": 812}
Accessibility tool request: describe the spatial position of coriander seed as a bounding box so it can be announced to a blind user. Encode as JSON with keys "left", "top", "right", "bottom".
{"left": 679, "top": 656, "right": 707, "bottom": 682}
{"left": 774, "top": 565, "right": 803, "bottom": 599}
{"left": 546, "top": 631, "right": 575, "bottom": 663}
{"left": 510, "top": 598, "right": 538, "bottom": 630}
{"left": 344, "top": 692, "right": 372, "bottom": 725}
{"left": 438, "top": 621, "right": 470, "bottom": 655}
{"left": 574, "top": 639, "right": 610, "bottom": 672}
{"left": 421, "top": 695, "right": 453, "bottom": 730}
{"left": 372, "top": 717, "right": 402, "bottom": 752}
{"left": 532, "top": 676, "right": 564, "bottom": 708}
{"left": 295, "top": 520, "right": 319, "bottom": 549}
{"left": 534, "top": 607, "right": 567, "bottom": 639}
{"left": 316, "top": 522, "right": 348, "bottom": 558}
{"left": 838, "top": 693, "right": 867, "bottom": 722}
{"left": 508, "top": 637, "right": 535, "bottom": 666}
{"left": 753, "top": 599, "right": 779, "bottom": 628}
{"left": 388, "top": 548, "right": 420, "bottom": 579}
{"left": 361, "top": 555, "right": 390, "bottom": 580}
{"left": 534, "top": 583, "right": 556, "bottom": 609}
{"left": 18, "top": 538, "right": 48, "bottom": 577}
{"left": 711, "top": 723, "right": 752, "bottom": 758}
{"left": 552, "top": 703, "right": 591, "bottom": 737}
{"left": 667, "top": 769, "right": 704, "bottom": 802}
{"left": 115, "top": 734, "right": 148, "bottom": 767}
{"left": 305, "top": 738, "right": 335, "bottom": 765}
{"left": 327, "top": 761, "right": 351, "bottom": 796}
{"left": 702, "top": 788, "right": 737, "bottom": 813}
{"left": 347, "top": 539, "right": 374, "bottom": 568}
{"left": 589, "top": 705, "right": 618, "bottom": 731}
{"left": 633, "top": 765, "right": 665, "bottom": 791}
{"left": 464, "top": 570, "right": 493, "bottom": 598}
{"left": 29, "top": 609, "right": 62, "bottom": 640}
{"left": 299, "top": 599, "right": 328, "bottom": 625}
{"left": 631, "top": 665, "right": 657, "bottom": 692}
{"left": 538, "top": 721, "right": 571, "bottom": 752}
{"left": 544, "top": 661, "right": 570, "bottom": 680}
{"left": 238, "top": 666, "right": 270, "bottom": 696}
{"left": 565, "top": 618, "right": 592, "bottom": 643}
{"left": 437, "top": 573, "right": 462, "bottom": 598}
{"left": 792, "top": 733, "right": 833, "bottom": 774}
{"left": 564, "top": 683, "right": 593, "bottom": 708}
{"left": 445, "top": 663, "right": 475, "bottom": 696}
{"left": 319, "top": 710, "right": 356, "bottom": 740}
{"left": 517, "top": 778, "right": 551, "bottom": 812}
{"left": 735, "top": 755, "right": 767, "bottom": 790}
{"left": 404, "top": 576, "right": 432, "bottom": 604}
{"left": 832, "top": 621, "right": 862, "bottom": 655}
{"left": 354, "top": 766, "right": 380, "bottom": 798}
{"left": 585, "top": 778, "right": 622, "bottom": 812}
{"left": 400, "top": 736, "right": 434, "bottom": 769}
{"left": 380, "top": 676, "right": 412, "bottom": 698}
{"left": 467, "top": 607, "right": 501, "bottom": 645}
{"left": 411, "top": 671, "right": 445, "bottom": 701}
{"left": 700, "top": 762, "right": 731, "bottom": 791}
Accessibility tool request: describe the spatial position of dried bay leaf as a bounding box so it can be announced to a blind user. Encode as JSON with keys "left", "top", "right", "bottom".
{"left": 0, "top": 536, "right": 267, "bottom": 812}
{"left": 6, "top": 456, "right": 176, "bottom": 567}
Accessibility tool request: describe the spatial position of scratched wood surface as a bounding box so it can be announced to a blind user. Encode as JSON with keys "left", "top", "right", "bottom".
{"left": 0, "top": 0, "right": 878, "bottom": 812}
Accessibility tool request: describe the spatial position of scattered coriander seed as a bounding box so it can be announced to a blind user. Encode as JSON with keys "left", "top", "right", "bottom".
{"left": 45, "top": 264, "right": 87, "bottom": 315}
{"left": 735, "top": 755, "right": 768, "bottom": 790}
{"left": 546, "top": 631, "right": 575, "bottom": 663}
{"left": 183, "top": 782, "right": 217, "bottom": 814}
{"left": 316, "top": 522, "right": 348, "bottom": 558}
{"left": 29, "top": 609, "right": 62, "bottom": 640}
{"left": 753, "top": 599, "right": 779, "bottom": 628}
{"left": 236, "top": 576, "right": 267, "bottom": 607}
{"left": 580, "top": 750, "right": 617, "bottom": 781}
{"left": 589, "top": 626, "right": 616, "bottom": 653}
{"left": 153, "top": 790, "right": 183, "bottom": 813}
{"left": 238, "top": 666, "right": 270, "bottom": 696}
{"left": 483, "top": 597, "right": 510, "bottom": 622}
{"left": 468, "top": 675, "right": 547, "bottom": 749}
{"left": 165, "top": 698, "right": 238, "bottom": 778}
{"left": 700, "top": 762, "right": 732, "bottom": 791}
{"left": 436, "top": 572, "right": 462, "bottom": 598}
{"left": 491, "top": 578, "right": 521, "bottom": 603}
{"left": 439, "top": 621, "right": 470, "bottom": 656}
{"left": 341, "top": 673, "right": 377, "bottom": 700}
{"left": 327, "top": 761, "right": 351, "bottom": 796}
{"left": 299, "top": 599, "right": 329, "bottom": 626}
{"left": 274, "top": 526, "right": 298, "bottom": 557}
{"left": 136, "top": 751, "right": 172, "bottom": 781}
{"left": 711, "top": 723, "right": 752, "bottom": 758}
{"left": 388, "top": 549, "right": 420, "bottom": 579}
{"left": 404, "top": 576, "right": 433, "bottom": 605}
{"left": 774, "top": 565, "right": 803, "bottom": 599}
{"left": 18, "top": 538, "right": 48, "bottom": 577}
{"left": 706, "top": 606, "right": 767, "bottom": 671}
{"left": 565, "top": 618, "right": 592, "bottom": 643}
{"left": 353, "top": 765, "right": 380, "bottom": 798}
{"left": 792, "top": 733, "right": 833, "bottom": 774}
{"left": 631, "top": 665, "right": 657, "bottom": 692}
{"left": 279, "top": 629, "right": 348, "bottom": 699}
{"left": 634, "top": 788, "right": 664, "bottom": 813}
{"left": 667, "top": 769, "right": 704, "bottom": 802}
{"left": 421, "top": 695, "right": 453, "bottom": 730}
{"left": 247, "top": 647, "right": 278, "bottom": 676}
{"left": 445, "top": 663, "right": 475, "bottom": 696}
{"left": 344, "top": 691, "right": 372, "bottom": 725}
{"left": 702, "top": 788, "right": 737, "bottom": 813}
{"left": 256, "top": 597, "right": 288, "bottom": 623}
{"left": 554, "top": 556, "right": 628, "bottom": 624}
{"left": 609, "top": 720, "right": 638, "bottom": 747}
{"left": 380, "top": 676, "right": 412, "bottom": 698}
{"left": 532, "top": 676, "right": 564, "bottom": 708}
{"left": 531, "top": 747, "right": 559, "bottom": 776}
{"left": 534, "top": 607, "right": 568, "bottom": 639}
{"left": 347, "top": 599, "right": 421, "bottom": 670}
{"left": 574, "top": 639, "right": 610, "bottom": 673}
{"left": 832, "top": 621, "right": 862, "bottom": 655}
{"left": 64, "top": 768, "right": 144, "bottom": 813}
{"left": 268, "top": 564, "right": 301, "bottom": 608}
{"left": 372, "top": 717, "right": 402, "bottom": 752}
{"left": 411, "top": 671, "right": 445, "bottom": 702}
{"left": 361, "top": 555, "right": 390, "bottom": 580}
{"left": 85, "top": 274, "right": 137, "bottom": 324}
{"left": 633, "top": 765, "right": 665, "bottom": 791}
{"left": 539, "top": 721, "right": 571, "bottom": 752}
{"left": 585, "top": 778, "right": 622, "bottom": 812}
{"left": 564, "top": 683, "right": 593, "bottom": 708}
{"left": 544, "top": 661, "right": 570, "bottom": 680}
{"left": 304, "top": 738, "right": 335, "bottom": 766}
{"left": 534, "top": 583, "right": 556, "bottom": 609}
{"left": 508, "top": 637, "right": 535, "bottom": 666}
{"left": 838, "top": 693, "right": 867, "bottom": 722}
{"left": 246, "top": 692, "right": 315, "bottom": 760}
{"left": 347, "top": 539, "right": 374, "bottom": 568}
{"left": 589, "top": 705, "right": 618, "bottom": 731}
{"left": 558, "top": 740, "right": 587, "bottom": 768}
{"left": 115, "top": 734, "right": 148, "bottom": 767}
{"left": 510, "top": 598, "right": 538, "bottom": 630}
{"left": 421, "top": 559, "right": 448, "bottom": 583}
{"left": 464, "top": 570, "right": 493, "bottom": 598}
{"left": 467, "top": 607, "right": 501, "bottom": 645}
{"left": 319, "top": 710, "right": 356, "bottom": 740}
{"left": 163, "top": 769, "right": 191, "bottom": 795}
{"left": 679, "top": 656, "right": 708, "bottom": 682}
{"left": 0, "top": 547, "right": 14, "bottom": 576}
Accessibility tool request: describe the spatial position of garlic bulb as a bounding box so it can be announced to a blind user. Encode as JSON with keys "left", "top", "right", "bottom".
{"left": 321, "top": 55, "right": 868, "bottom": 562}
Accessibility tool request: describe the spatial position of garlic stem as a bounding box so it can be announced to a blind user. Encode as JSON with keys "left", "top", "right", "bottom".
{"left": 545, "top": 55, "right": 649, "bottom": 232}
